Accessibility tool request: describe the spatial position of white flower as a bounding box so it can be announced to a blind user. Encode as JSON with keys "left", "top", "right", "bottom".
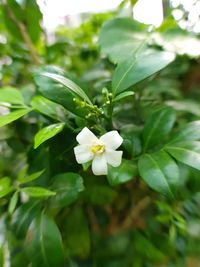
{"left": 74, "top": 127, "right": 123, "bottom": 176}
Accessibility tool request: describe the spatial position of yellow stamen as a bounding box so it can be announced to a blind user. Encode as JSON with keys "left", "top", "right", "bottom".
{"left": 91, "top": 144, "right": 105, "bottom": 154}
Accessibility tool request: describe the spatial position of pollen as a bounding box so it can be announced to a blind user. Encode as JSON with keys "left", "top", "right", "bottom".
{"left": 91, "top": 144, "right": 105, "bottom": 154}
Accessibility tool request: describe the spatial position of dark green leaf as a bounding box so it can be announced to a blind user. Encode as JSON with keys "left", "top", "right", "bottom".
{"left": 107, "top": 160, "right": 137, "bottom": 186}
{"left": 34, "top": 123, "right": 65, "bottom": 149}
{"left": 41, "top": 72, "right": 92, "bottom": 104}
{"left": 34, "top": 66, "right": 88, "bottom": 117}
{"left": 21, "top": 187, "right": 56, "bottom": 198}
{"left": 11, "top": 202, "right": 40, "bottom": 238}
{"left": 0, "top": 109, "right": 31, "bottom": 128}
{"left": 143, "top": 107, "right": 176, "bottom": 150}
{"left": 112, "top": 50, "right": 175, "bottom": 94}
{"left": 138, "top": 150, "right": 179, "bottom": 197}
{"left": 26, "top": 213, "right": 64, "bottom": 267}
{"left": 65, "top": 207, "right": 90, "bottom": 258}
{"left": 165, "top": 141, "right": 200, "bottom": 171}
{"left": 51, "top": 172, "right": 84, "bottom": 208}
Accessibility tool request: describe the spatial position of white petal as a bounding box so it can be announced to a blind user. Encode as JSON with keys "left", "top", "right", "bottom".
{"left": 105, "top": 149, "right": 123, "bottom": 167}
{"left": 100, "top": 131, "right": 123, "bottom": 150}
{"left": 74, "top": 145, "right": 93, "bottom": 164}
{"left": 76, "top": 127, "right": 98, "bottom": 145}
{"left": 92, "top": 154, "right": 107, "bottom": 175}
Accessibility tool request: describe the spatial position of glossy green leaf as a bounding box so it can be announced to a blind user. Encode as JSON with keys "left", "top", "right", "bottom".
{"left": 21, "top": 187, "right": 56, "bottom": 198}
{"left": 41, "top": 72, "right": 92, "bottom": 104}
{"left": 0, "top": 87, "right": 24, "bottom": 105}
{"left": 0, "top": 109, "right": 30, "bottom": 128}
{"left": 18, "top": 170, "right": 44, "bottom": 184}
{"left": 112, "top": 50, "right": 175, "bottom": 94}
{"left": 169, "top": 121, "right": 200, "bottom": 143}
{"left": 65, "top": 207, "right": 90, "bottom": 258}
{"left": 26, "top": 213, "right": 64, "bottom": 267}
{"left": 99, "top": 18, "right": 147, "bottom": 63}
{"left": 107, "top": 160, "right": 137, "bottom": 186}
{"left": 8, "top": 191, "right": 19, "bottom": 214}
{"left": 143, "top": 107, "right": 176, "bottom": 150}
{"left": 165, "top": 141, "right": 200, "bottom": 171}
{"left": 34, "top": 66, "right": 88, "bottom": 117}
{"left": 51, "top": 172, "right": 84, "bottom": 208}
{"left": 34, "top": 123, "right": 65, "bottom": 149}
{"left": 138, "top": 150, "right": 179, "bottom": 198}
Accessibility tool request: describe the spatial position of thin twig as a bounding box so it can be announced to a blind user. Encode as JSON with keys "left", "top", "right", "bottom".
{"left": 4, "top": 1, "right": 40, "bottom": 65}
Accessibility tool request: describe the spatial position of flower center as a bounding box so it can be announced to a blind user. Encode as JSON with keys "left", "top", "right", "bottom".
{"left": 91, "top": 144, "right": 105, "bottom": 155}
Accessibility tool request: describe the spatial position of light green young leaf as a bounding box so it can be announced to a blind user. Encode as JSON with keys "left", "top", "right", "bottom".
{"left": 21, "top": 187, "right": 56, "bottom": 198}
{"left": 31, "top": 95, "right": 62, "bottom": 119}
{"left": 34, "top": 123, "right": 65, "bottom": 149}
{"left": 0, "top": 87, "right": 24, "bottom": 105}
{"left": 41, "top": 72, "right": 92, "bottom": 104}
{"left": 18, "top": 170, "right": 44, "bottom": 184}
{"left": 113, "top": 91, "right": 135, "bottom": 102}
{"left": 165, "top": 141, "right": 200, "bottom": 171}
{"left": 0, "top": 177, "right": 13, "bottom": 198}
{"left": 0, "top": 109, "right": 31, "bottom": 128}
{"left": 112, "top": 50, "right": 175, "bottom": 94}
{"left": 138, "top": 150, "right": 179, "bottom": 198}
{"left": 8, "top": 191, "right": 19, "bottom": 214}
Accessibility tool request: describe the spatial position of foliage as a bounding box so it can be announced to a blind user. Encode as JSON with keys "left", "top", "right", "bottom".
{"left": 0, "top": 0, "right": 200, "bottom": 266}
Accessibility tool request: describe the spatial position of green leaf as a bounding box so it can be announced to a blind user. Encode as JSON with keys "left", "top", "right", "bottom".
{"left": 31, "top": 95, "right": 62, "bottom": 120}
{"left": 34, "top": 123, "right": 65, "bottom": 149}
{"left": 99, "top": 18, "right": 147, "bottom": 63}
{"left": 107, "top": 160, "right": 137, "bottom": 186}
{"left": 25, "top": 0, "right": 42, "bottom": 43}
{"left": 26, "top": 213, "right": 64, "bottom": 267}
{"left": 64, "top": 207, "right": 90, "bottom": 258}
{"left": 41, "top": 72, "right": 92, "bottom": 105}
{"left": 169, "top": 121, "right": 200, "bottom": 143}
{"left": 34, "top": 66, "right": 88, "bottom": 117}
{"left": 8, "top": 191, "right": 19, "bottom": 214}
{"left": 138, "top": 150, "right": 179, "bottom": 198}
{"left": 0, "top": 177, "right": 13, "bottom": 198}
{"left": 112, "top": 50, "right": 175, "bottom": 94}
{"left": 143, "top": 107, "right": 176, "bottom": 150}
{"left": 113, "top": 91, "right": 135, "bottom": 102}
{"left": 165, "top": 141, "right": 200, "bottom": 171}
{"left": 0, "top": 87, "right": 24, "bottom": 105}
{"left": 21, "top": 187, "right": 56, "bottom": 198}
{"left": 0, "top": 109, "right": 30, "bottom": 128}
{"left": 18, "top": 170, "right": 44, "bottom": 184}
{"left": 50, "top": 172, "right": 84, "bottom": 208}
